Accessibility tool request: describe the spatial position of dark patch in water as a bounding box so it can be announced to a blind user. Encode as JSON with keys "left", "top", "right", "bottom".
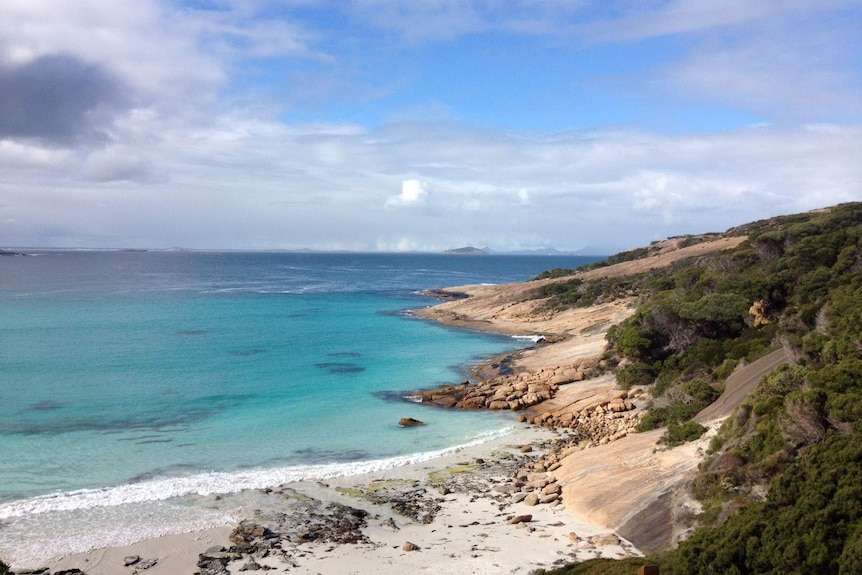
{"left": 176, "top": 330, "right": 207, "bottom": 336}
{"left": 117, "top": 435, "right": 163, "bottom": 442}
{"left": 292, "top": 447, "right": 371, "bottom": 463}
{"left": 1, "top": 393, "right": 253, "bottom": 436}
{"left": 136, "top": 438, "right": 174, "bottom": 445}
{"left": 128, "top": 463, "right": 203, "bottom": 483}
{"left": 289, "top": 307, "right": 325, "bottom": 318}
{"left": 327, "top": 352, "right": 362, "bottom": 358}
{"left": 314, "top": 362, "right": 365, "bottom": 374}
{"left": 28, "top": 400, "right": 66, "bottom": 411}
{"left": 373, "top": 390, "right": 422, "bottom": 404}
{"left": 229, "top": 348, "right": 267, "bottom": 357}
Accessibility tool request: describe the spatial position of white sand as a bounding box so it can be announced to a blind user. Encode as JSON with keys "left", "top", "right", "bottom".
{"left": 44, "top": 425, "right": 638, "bottom": 575}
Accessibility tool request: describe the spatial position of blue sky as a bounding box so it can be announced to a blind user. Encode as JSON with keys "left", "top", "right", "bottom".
{"left": 1, "top": 1, "right": 860, "bottom": 251}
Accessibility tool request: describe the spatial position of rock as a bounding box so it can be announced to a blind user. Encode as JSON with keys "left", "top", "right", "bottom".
{"left": 238, "top": 558, "right": 263, "bottom": 571}
{"left": 511, "top": 492, "right": 528, "bottom": 503}
{"left": 123, "top": 555, "right": 140, "bottom": 566}
{"left": 539, "top": 493, "right": 559, "bottom": 504}
{"left": 523, "top": 492, "right": 539, "bottom": 506}
{"left": 520, "top": 444, "right": 533, "bottom": 453}
{"left": 230, "top": 520, "right": 275, "bottom": 550}
{"left": 54, "top": 571, "right": 88, "bottom": 575}
{"left": 403, "top": 541, "right": 420, "bottom": 552}
{"left": 133, "top": 558, "right": 157, "bottom": 571}
{"left": 590, "top": 533, "right": 621, "bottom": 546}
{"left": 398, "top": 417, "right": 424, "bottom": 427}
{"left": 508, "top": 514, "right": 532, "bottom": 525}
{"left": 459, "top": 396, "right": 487, "bottom": 409}
{"left": 541, "top": 482, "right": 561, "bottom": 496}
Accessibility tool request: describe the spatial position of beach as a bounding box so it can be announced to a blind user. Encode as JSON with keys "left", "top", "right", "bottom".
{"left": 22, "top": 238, "right": 752, "bottom": 574}
{"left": 45, "top": 424, "right": 638, "bottom": 575}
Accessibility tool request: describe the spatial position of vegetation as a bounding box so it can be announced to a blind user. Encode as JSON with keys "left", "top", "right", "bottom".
{"left": 531, "top": 203, "right": 862, "bottom": 574}
{"left": 534, "top": 557, "right": 659, "bottom": 575}
{"left": 0, "top": 557, "right": 8, "bottom": 575}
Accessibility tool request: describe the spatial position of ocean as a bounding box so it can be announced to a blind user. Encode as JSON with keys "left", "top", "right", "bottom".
{"left": 0, "top": 250, "right": 598, "bottom": 565}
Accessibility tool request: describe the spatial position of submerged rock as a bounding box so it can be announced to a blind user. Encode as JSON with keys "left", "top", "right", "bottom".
{"left": 398, "top": 417, "right": 424, "bottom": 427}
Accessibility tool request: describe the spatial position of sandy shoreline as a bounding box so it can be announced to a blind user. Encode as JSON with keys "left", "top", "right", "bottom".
{"left": 43, "top": 425, "right": 638, "bottom": 575}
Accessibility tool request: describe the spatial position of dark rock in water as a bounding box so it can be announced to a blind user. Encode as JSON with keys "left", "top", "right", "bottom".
{"left": 398, "top": 417, "right": 424, "bottom": 427}
{"left": 423, "top": 288, "right": 469, "bottom": 301}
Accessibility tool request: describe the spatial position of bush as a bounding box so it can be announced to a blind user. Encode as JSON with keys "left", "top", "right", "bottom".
{"left": 665, "top": 433, "right": 862, "bottom": 575}
{"left": 535, "top": 557, "right": 661, "bottom": 575}
{"left": 616, "top": 362, "right": 657, "bottom": 390}
{"left": 660, "top": 420, "right": 707, "bottom": 447}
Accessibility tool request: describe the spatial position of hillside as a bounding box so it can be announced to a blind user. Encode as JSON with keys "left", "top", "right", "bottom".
{"left": 421, "top": 203, "right": 862, "bottom": 574}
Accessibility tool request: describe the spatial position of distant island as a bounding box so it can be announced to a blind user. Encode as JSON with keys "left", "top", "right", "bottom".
{"left": 442, "top": 246, "right": 489, "bottom": 255}
{"left": 442, "top": 246, "right": 617, "bottom": 256}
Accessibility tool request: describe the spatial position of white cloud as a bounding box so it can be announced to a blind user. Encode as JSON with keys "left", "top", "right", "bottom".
{"left": 385, "top": 179, "right": 429, "bottom": 208}
{"left": 0, "top": 1, "right": 859, "bottom": 251}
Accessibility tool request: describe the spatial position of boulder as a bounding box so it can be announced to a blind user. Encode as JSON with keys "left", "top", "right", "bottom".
{"left": 508, "top": 514, "right": 532, "bottom": 525}
{"left": 398, "top": 417, "right": 424, "bottom": 427}
{"left": 403, "top": 541, "right": 420, "bottom": 552}
{"left": 541, "top": 482, "right": 561, "bottom": 496}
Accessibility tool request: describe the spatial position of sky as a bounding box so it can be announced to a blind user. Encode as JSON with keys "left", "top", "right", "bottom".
{"left": 1, "top": 1, "right": 861, "bottom": 252}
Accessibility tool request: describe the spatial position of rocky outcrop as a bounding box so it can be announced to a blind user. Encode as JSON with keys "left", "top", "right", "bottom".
{"left": 527, "top": 390, "right": 643, "bottom": 447}
{"left": 419, "top": 358, "right": 603, "bottom": 412}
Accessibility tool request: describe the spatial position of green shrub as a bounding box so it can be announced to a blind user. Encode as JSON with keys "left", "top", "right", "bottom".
{"left": 660, "top": 420, "right": 707, "bottom": 447}
{"left": 616, "top": 362, "right": 657, "bottom": 390}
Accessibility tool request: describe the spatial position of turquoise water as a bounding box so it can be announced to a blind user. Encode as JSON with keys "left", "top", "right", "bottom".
{"left": 0, "top": 250, "right": 598, "bottom": 563}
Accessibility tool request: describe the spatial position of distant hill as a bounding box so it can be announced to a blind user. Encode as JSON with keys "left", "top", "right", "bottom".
{"left": 442, "top": 246, "right": 490, "bottom": 255}
{"left": 442, "top": 246, "right": 618, "bottom": 256}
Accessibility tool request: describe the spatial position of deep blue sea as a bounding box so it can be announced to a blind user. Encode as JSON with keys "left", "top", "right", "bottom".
{"left": 0, "top": 250, "right": 598, "bottom": 564}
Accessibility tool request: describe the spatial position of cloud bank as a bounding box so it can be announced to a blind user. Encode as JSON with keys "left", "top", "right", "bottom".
{"left": 0, "top": 0, "right": 859, "bottom": 252}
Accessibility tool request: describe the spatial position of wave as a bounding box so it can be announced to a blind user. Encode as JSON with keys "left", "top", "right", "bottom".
{"left": 0, "top": 427, "right": 514, "bottom": 520}
{"left": 511, "top": 334, "right": 544, "bottom": 343}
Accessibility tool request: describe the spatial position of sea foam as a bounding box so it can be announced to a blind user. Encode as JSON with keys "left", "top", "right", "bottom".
{"left": 0, "top": 426, "right": 513, "bottom": 520}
